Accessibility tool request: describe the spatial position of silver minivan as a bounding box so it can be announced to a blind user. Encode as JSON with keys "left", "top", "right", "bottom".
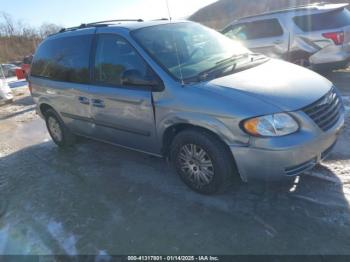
{"left": 222, "top": 3, "right": 350, "bottom": 71}
{"left": 29, "top": 20, "right": 345, "bottom": 194}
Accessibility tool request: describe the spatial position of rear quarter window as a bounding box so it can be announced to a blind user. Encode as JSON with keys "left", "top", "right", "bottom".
{"left": 31, "top": 35, "right": 92, "bottom": 84}
{"left": 293, "top": 8, "right": 350, "bottom": 32}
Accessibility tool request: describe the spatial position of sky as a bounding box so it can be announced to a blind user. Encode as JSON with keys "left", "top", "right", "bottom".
{"left": 0, "top": 0, "right": 217, "bottom": 27}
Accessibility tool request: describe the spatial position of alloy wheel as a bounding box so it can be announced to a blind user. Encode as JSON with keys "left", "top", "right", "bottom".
{"left": 178, "top": 144, "right": 214, "bottom": 188}
{"left": 48, "top": 116, "right": 63, "bottom": 142}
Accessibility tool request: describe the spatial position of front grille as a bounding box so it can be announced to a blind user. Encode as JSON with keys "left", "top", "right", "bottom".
{"left": 303, "top": 87, "right": 343, "bottom": 131}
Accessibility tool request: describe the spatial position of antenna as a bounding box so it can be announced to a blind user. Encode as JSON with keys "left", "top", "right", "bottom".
{"left": 166, "top": 0, "right": 185, "bottom": 85}
{"left": 166, "top": 0, "right": 172, "bottom": 21}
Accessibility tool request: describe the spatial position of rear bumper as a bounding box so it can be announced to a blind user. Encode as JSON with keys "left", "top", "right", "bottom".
{"left": 310, "top": 46, "right": 350, "bottom": 69}
{"left": 231, "top": 110, "right": 345, "bottom": 183}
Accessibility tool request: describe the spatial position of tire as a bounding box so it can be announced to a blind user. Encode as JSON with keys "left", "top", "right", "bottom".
{"left": 170, "top": 129, "right": 239, "bottom": 194}
{"left": 44, "top": 109, "right": 75, "bottom": 148}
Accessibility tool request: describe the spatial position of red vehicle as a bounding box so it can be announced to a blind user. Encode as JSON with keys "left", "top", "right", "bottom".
{"left": 22, "top": 55, "right": 32, "bottom": 76}
{"left": 15, "top": 55, "right": 33, "bottom": 80}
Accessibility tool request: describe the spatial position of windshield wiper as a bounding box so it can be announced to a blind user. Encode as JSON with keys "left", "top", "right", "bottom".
{"left": 183, "top": 53, "right": 263, "bottom": 84}
{"left": 189, "top": 53, "right": 249, "bottom": 82}
{"left": 249, "top": 53, "right": 268, "bottom": 62}
{"left": 215, "top": 53, "right": 249, "bottom": 65}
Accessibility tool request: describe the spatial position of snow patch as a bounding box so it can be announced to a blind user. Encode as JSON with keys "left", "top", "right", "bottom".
{"left": 47, "top": 220, "right": 77, "bottom": 255}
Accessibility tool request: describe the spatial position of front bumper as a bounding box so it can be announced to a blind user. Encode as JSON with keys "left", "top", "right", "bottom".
{"left": 231, "top": 110, "right": 345, "bottom": 183}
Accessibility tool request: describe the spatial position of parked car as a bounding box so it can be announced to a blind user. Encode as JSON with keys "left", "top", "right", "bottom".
{"left": 1, "top": 64, "right": 20, "bottom": 78}
{"left": 8, "top": 61, "right": 22, "bottom": 67}
{"left": 29, "top": 20, "right": 345, "bottom": 194}
{"left": 222, "top": 3, "right": 350, "bottom": 71}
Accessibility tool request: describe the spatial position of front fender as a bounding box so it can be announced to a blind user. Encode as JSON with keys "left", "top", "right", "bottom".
{"left": 157, "top": 112, "right": 249, "bottom": 147}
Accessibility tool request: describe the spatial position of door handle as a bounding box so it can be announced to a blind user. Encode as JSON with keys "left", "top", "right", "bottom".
{"left": 79, "top": 96, "right": 90, "bottom": 105}
{"left": 92, "top": 99, "right": 105, "bottom": 108}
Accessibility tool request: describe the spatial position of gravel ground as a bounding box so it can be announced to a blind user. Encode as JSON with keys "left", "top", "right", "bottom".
{"left": 0, "top": 72, "right": 349, "bottom": 255}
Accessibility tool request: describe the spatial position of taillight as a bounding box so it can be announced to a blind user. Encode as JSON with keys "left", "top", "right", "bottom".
{"left": 322, "top": 31, "right": 344, "bottom": 45}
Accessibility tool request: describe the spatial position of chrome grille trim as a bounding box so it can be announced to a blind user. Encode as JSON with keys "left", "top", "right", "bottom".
{"left": 303, "top": 87, "right": 343, "bottom": 131}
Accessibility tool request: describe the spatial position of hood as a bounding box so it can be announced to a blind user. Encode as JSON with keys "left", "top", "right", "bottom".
{"left": 209, "top": 59, "right": 333, "bottom": 111}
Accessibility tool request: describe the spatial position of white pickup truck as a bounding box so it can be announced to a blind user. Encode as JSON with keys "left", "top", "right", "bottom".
{"left": 0, "top": 64, "right": 13, "bottom": 104}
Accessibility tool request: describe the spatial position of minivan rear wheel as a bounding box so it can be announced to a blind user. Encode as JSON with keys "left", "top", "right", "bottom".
{"left": 170, "top": 129, "right": 238, "bottom": 194}
{"left": 44, "top": 109, "right": 75, "bottom": 148}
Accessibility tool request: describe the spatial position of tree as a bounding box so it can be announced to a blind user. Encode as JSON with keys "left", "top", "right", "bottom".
{"left": 0, "top": 12, "right": 61, "bottom": 63}
{"left": 39, "top": 23, "right": 62, "bottom": 39}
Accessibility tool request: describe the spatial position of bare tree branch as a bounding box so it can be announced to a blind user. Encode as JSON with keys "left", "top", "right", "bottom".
{"left": 0, "top": 12, "right": 61, "bottom": 63}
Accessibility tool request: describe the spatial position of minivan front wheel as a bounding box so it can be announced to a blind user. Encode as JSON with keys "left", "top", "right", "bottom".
{"left": 44, "top": 109, "right": 75, "bottom": 148}
{"left": 170, "top": 129, "right": 237, "bottom": 194}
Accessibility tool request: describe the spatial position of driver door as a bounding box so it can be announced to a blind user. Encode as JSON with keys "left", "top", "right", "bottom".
{"left": 89, "top": 33, "right": 158, "bottom": 153}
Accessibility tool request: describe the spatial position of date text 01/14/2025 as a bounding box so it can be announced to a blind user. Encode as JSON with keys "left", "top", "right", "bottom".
{"left": 127, "top": 256, "right": 220, "bottom": 261}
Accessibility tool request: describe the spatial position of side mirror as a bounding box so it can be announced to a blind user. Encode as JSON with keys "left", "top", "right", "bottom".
{"left": 121, "top": 69, "right": 164, "bottom": 91}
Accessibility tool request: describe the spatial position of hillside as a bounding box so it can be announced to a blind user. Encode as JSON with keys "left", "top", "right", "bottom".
{"left": 189, "top": 0, "right": 350, "bottom": 29}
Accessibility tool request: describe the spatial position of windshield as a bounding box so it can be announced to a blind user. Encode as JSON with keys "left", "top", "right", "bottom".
{"left": 131, "top": 22, "right": 250, "bottom": 81}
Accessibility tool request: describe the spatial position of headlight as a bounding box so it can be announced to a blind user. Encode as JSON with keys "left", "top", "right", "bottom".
{"left": 242, "top": 113, "right": 299, "bottom": 137}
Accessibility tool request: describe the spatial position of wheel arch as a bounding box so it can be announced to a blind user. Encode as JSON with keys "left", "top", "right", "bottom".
{"left": 161, "top": 122, "right": 242, "bottom": 184}
{"left": 37, "top": 98, "right": 59, "bottom": 118}
{"left": 39, "top": 103, "right": 55, "bottom": 117}
{"left": 158, "top": 113, "right": 242, "bottom": 151}
{"left": 162, "top": 123, "right": 226, "bottom": 153}
{"left": 160, "top": 120, "right": 236, "bottom": 162}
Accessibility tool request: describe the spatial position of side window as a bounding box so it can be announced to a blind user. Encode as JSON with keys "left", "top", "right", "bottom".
{"left": 94, "top": 34, "right": 149, "bottom": 86}
{"left": 224, "top": 23, "right": 249, "bottom": 41}
{"left": 31, "top": 35, "right": 92, "bottom": 83}
{"left": 245, "top": 19, "right": 284, "bottom": 40}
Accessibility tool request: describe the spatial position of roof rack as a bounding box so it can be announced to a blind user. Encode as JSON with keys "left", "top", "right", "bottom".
{"left": 237, "top": 2, "right": 338, "bottom": 20}
{"left": 278, "top": 2, "right": 329, "bottom": 10}
{"left": 153, "top": 18, "right": 169, "bottom": 21}
{"left": 58, "top": 19, "right": 144, "bottom": 33}
{"left": 86, "top": 19, "right": 144, "bottom": 25}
